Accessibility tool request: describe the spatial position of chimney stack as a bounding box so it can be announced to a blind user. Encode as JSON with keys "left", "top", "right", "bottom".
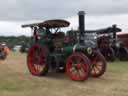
{"left": 78, "top": 11, "right": 85, "bottom": 43}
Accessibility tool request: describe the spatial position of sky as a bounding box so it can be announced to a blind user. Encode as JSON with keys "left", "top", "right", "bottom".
{"left": 0, "top": 0, "right": 128, "bottom": 36}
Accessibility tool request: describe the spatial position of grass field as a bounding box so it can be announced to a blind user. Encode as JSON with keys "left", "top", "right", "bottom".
{"left": 0, "top": 52, "right": 128, "bottom": 96}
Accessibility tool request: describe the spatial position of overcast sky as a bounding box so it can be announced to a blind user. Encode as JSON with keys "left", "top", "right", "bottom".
{"left": 0, "top": 0, "right": 128, "bottom": 36}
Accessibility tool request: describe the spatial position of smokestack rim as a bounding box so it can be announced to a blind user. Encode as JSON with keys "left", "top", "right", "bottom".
{"left": 78, "top": 11, "right": 85, "bottom": 15}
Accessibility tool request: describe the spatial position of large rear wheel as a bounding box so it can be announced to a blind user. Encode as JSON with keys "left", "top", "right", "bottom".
{"left": 27, "top": 44, "right": 49, "bottom": 76}
{"left": 90, "top": 51, "right": 106, "bottom": 77}
{"left": 66, "top": 53, "right": 91, "bottom": 81}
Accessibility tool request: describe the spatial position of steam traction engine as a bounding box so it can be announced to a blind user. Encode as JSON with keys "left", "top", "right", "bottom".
{"left": 116, "top": 33, "right": 128, "bottom": 60}
{"left": 21, "top": 11, "right": 106, "bottom": 81}
{"left": 94, "top": 25, "right": 128, "bottom": 61}
{"left": 111, "top": 25, "right": 128, "bottom": 61}
{"left": 97, "top": 25, "right": 122, "bottom": 62}
{"left": 82, "top": 25, "right": 121, "bottom": 62}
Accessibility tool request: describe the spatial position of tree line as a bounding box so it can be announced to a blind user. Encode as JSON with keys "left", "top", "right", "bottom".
{"left": 0, "top": 35, "right": 31, "bottom": 51}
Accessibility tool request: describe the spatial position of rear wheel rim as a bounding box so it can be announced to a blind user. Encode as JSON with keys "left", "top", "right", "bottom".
{"left": 27, "top": 45, "right": 46, "bottom": 75}
{"left": 66, "top": 53, "right": 90, "bottom": 81}
{"left": 91, "top": 52, "right": 106, "bottom": 77}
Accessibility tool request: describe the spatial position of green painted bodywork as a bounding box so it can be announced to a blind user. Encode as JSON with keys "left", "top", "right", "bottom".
{"left": 63, "top": 44, "right": 91, "bottom": 56}
{"left": 63, "top": 46, "right": 74, "bottom": 55}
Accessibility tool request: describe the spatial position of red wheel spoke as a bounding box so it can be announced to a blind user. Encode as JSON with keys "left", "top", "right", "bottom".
{"left": 96, "top": 62, "right": 103, "bottom": 66}
{"left": 77, "top": 70, "right": 81, "bottom": 78}
{"left": 93, "top": 56, "right": 99, "bottom": 64}
{"left": 76, "top": 58, "right": 82, "bottom": 64}
{"left": 96, "top": 63, "right": 103, "bottom": 66}
{"left": 72, "top": 68, "right": 78, "bottom": 76}
{"left": 94, "top": 66, "right": 101, "bottom": 72}
{"left": 93, "top": 67, "right": 97, "bottom": 74}
{"left": 70, "top": 67, "right": 76, "bottom": 73}
{"left": 78, "top": 69, "right": 85, "bottom": 77}
{"left": 81, "top": 63, "right": 86, "bottom": 69}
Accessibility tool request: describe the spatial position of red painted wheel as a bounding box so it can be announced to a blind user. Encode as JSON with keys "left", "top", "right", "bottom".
{"left": 90, "top": 51, "right": 106, "bottom": 77}
{"left": 27, "top": 44, "right": 48, "bottom": 76}
{"left": 66, "top": 53, "right": 91, "bottom": 81}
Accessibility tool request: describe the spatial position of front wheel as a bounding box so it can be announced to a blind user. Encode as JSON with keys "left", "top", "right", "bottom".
{"left": 66, "top": 53, "right": 91, "bottom": 81}
{"left": 27, "top": 44, "right": 49, "bottom": 76}
{"left": 90, "top": 51, "right": 106, "bottom": 77}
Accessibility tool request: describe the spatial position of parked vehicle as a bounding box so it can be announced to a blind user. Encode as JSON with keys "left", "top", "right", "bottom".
{"left": 21, "top": 11, "right": 106, "bottom": 81}
{"left": 112, "top": 32, "right": 128, "bottom": 61}
{"left": 84, "top": 25, "right": 122, "bottom": 61}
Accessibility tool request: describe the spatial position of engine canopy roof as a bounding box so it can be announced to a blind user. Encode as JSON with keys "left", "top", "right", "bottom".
{"left": 22, "top": 19, "right": 70, "bottom": 28}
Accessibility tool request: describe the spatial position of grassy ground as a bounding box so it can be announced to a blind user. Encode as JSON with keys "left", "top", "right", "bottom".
{"left": 0, "top": 52, "right": 128, "bottom": 96}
